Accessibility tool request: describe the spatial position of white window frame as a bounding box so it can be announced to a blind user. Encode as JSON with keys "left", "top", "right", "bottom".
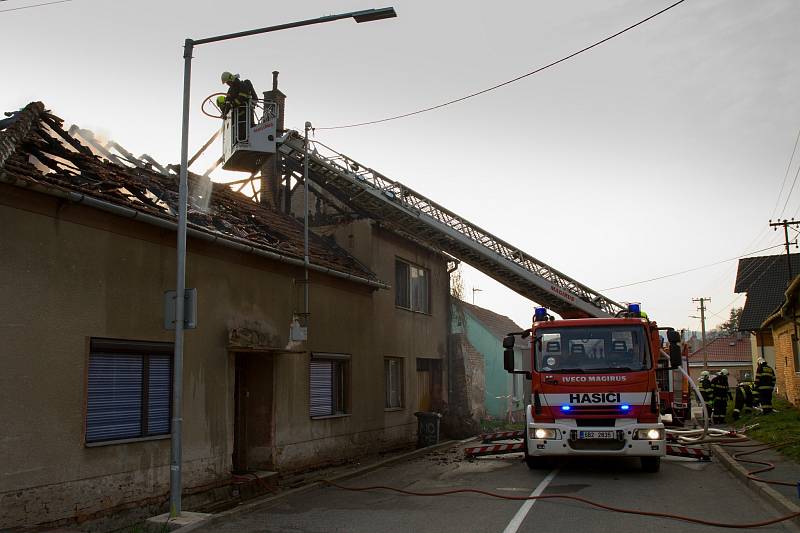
{"left": 385, "top": 357, "right": 404, "bottom": 410}
{"left": 395, "top": 258, "right": 430, "bottom": 314}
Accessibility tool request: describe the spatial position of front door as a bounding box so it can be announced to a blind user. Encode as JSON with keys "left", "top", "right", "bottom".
{"left": 233, "top": 352, "right": 274, "bottom": 473}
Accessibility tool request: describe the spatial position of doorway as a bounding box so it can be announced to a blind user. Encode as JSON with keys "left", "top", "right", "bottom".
{"left": 233, "top": 352, "right": 275, "bottom": 473}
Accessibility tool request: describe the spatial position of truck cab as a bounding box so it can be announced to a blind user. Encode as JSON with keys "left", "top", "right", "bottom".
{"left": 504, "top": 306, "right": 683, "bottom": 472}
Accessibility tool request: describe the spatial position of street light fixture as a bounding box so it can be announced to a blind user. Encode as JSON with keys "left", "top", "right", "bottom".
{"left": 172, "top": 7, "right": 397, "bottom": 518}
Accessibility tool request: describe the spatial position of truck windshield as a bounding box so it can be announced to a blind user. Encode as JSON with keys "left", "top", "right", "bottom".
{"left": 534, "top": 325, "right": 651, "bottom": 373}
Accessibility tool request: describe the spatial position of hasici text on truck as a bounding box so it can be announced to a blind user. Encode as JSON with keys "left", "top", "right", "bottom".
{"left": 502, "top": 304, "right": 683, "bottom": 473}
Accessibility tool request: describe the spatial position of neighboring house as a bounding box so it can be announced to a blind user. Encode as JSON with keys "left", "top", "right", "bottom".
{"left": 760, "top": 275, "right": 800, "bottom": 405}
{"left": 451, "top": 300, "right": 531, "bottom": 421}
{"left": 0, "top": 103, "right": 450, "bottom": 529}
{"left": 735, "top": 253, "right": 800, "bottom": 377}
{"left": 687, "top": 334, "right": 753, "bottom": 383}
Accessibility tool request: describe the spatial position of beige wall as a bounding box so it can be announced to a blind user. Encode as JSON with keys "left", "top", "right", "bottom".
{"left": 0, "top": 185, "right": 449, "bottom": 528}
{"left": 771, "top": 322, "right": 800, "bottom": 403}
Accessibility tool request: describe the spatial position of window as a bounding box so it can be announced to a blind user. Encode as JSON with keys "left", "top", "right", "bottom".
{"left": 86, "top": 338, "right": 173, "bottom": 444}
{"left": 310, "top": 353, "right": 349, "bottom": 418}
{"left": 385, "top": 358, "right": 404, "bottom": 409}
{"left": 395, "top": 259, "right": 430, "bottom": 313}
{"left": 534, "top": 326, "right": 651, "bottom": 373}
{"left": 793, "top": 334, "right": 800, "bottom": 374}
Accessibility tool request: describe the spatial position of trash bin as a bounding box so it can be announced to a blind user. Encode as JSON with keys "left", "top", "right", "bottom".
{"left": 414, "top": 411, "right": 442, "bottom": 448}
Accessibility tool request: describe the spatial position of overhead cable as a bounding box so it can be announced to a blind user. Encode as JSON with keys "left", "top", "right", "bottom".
{"left": 0, "top": 0, "right": 70, "bottom": 12}
{"left": 316, "top": 0, "right": 689, "bottom": 130}
{"left": 601, "top": 243, "right": 784, "bottom": 291}
{"left": 774, "top": 126, "right": 800, "bottom": 219}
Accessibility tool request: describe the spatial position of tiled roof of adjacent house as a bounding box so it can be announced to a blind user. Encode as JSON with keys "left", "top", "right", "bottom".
{"left": 734, "top": 254, "right": 800, "bottom": 330}
{"left": 0, "top": 102, "right": 380, "bottom": 283}
{"left": 687, "top": 334, "right": 752, "bottom": 363}
{"left": 458, "top": 300, "right": 530, "bottom": 346}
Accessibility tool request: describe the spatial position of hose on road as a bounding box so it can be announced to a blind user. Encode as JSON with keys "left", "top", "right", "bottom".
{"left": 321, "top": 479, "right": 799, "bottom": 529}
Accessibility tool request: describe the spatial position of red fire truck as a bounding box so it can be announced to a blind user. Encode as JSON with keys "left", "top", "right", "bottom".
{"left": 503, "top": 304, "right": 683, "bottom": 472}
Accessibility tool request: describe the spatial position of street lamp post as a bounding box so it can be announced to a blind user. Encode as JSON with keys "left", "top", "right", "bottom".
{"left": 171, "top": 7, "right": 396, "bottom": 517}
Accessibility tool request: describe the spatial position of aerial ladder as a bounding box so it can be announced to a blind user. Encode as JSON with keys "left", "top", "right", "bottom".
{"left": 277, "top": 131, "right": 626, "bottom": 319}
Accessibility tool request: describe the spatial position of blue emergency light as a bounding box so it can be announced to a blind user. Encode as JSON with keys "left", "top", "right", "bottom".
{"left": 621, "top": 404, "right": 631, "bottom": 411}
{"left": 534, "top": 307, "right": 548, "bottom": 322}
{"left": 627, "top": 303, "right": 641, "bottom": 315}
{"left": 561, "top": 405, "right": 571, "bottom": 412}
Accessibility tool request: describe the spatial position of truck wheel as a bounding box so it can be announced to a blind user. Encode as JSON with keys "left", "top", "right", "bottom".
{"left": 641, "top": 456, "right": 661, "bottom": 473}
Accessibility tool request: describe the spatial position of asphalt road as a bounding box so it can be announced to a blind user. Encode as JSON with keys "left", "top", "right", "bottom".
{"left": 196, "top": 444, "right": 798, "bottom": 533}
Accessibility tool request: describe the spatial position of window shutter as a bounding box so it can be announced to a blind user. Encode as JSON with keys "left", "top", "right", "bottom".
{"left": 86, "top": 354, "right": 143, "bottom": 442}
{"left": 146, "top": 355, "right": 172, "bottom": 435}
{"left": 395, "top": 260, "right": 410, "bottom": 308}
{"left": 310, "top": 360, "right": 334, "bottom": 417}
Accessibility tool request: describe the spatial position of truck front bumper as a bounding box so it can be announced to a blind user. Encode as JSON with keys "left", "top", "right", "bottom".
{"left": 526, "top": 421, "right": 666, "bottom": 457}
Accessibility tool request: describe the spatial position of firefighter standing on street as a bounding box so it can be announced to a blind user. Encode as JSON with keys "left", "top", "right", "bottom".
{"left": 756, "top": 358, "right": 776, "bottom": 414}
{"left": 711, "top": 369, "right": 733, "bottom": 424}
{"left": 732, "top": 381, "right": 755, "bottom": 420}
{"left": 698, "top": 370, "right": 714, "bottom": 418}
{"left": 219, "top": 71, "right": 258, "bottom": 142}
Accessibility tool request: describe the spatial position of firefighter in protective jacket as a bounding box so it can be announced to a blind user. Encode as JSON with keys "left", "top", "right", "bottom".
{"left": 711, "top": 369, "right": 733, "bottom": 424}
{"left": 756, "top": 358, "right": 776, "bottom": 414}
{"left": 698, "top": 370, "right": 714, "bottom": 417}
{"left": 732, "top": 381, "right": 755, "bottom": 420}
{"left": 221, "top": 71, "right": 258, "bottom": 141}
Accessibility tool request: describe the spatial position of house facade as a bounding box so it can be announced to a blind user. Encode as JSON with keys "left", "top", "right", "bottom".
{"left": 761, "top": 275, "right": 800, "bottom": 405}
{"left": 735, "top": 254, "right": 800, "bottom": 377}
{"left": 451, "top": 300, "right": 531, "bottom": 421}
{"left": 0, "top": 103, "right": 450, "bottom": 529}
{"left": 687, "top": 334, "right": 753, "bottom": 383}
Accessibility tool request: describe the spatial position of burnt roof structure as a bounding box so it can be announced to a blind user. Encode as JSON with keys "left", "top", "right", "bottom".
{"left": 0, "top": 102, "right": 384, "bottom": 288}
{"left": 734, "top": 253, "right": 800, "bottom": 331}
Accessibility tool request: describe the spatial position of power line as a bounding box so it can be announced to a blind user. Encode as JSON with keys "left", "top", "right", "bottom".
{"left": 0, "top": 0, "right": 71, "bottom": 12}
{"left": 601, "top": 243, "right": 784, "bottom": 291}
{"left": 772, "top": 126, "right": 800, "bottom": 219}
{"left": 316, "top": 0, "right": 689, "bottom": 130}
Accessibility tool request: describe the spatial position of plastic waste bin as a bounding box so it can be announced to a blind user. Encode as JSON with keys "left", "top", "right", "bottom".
{"left": 414, "top": 411, "right": 442, "bottom": 448}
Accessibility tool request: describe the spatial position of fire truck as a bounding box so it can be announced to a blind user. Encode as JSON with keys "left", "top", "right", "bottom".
{"left": 502, "top": 304, "right": 683, "bottom": 472}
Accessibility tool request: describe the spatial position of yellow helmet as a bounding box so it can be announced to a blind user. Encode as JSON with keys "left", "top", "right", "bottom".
{"left": 221, "top": 71, "right": 237, "bottom": 84}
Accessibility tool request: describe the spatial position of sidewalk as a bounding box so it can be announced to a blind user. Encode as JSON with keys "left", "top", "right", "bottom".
{"left": 711, "top": 438, "right": 800, "bottom": 525}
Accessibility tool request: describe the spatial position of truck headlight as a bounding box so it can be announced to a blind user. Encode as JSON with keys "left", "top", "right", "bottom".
{"left": 634, "top": 428, "right": 664, "bottom": 440}
{"left": 530, "top": 428, "right": 558, "bottom": 440}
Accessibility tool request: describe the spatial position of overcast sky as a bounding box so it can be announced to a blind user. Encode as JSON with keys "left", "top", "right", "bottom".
{"left": 4, "top": 0, "right": 799, "bottom": 332}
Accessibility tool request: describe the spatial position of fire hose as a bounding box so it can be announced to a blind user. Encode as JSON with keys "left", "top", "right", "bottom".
{"left": 321, "top": 369, "right": 800, "bottom": 528}
{"left": 321, "top": 479, "right": 800, "bottom": 529}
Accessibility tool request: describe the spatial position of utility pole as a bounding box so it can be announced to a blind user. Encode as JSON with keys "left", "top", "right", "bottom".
{"left": 769, "top": 219, "right": 800, "bottom": 285}
{"left": 693, "top": 297, "right": 710, "bottom": 370}
{"left": 770, "top": 219, "right": 800, "bottom": 340}
{"left": 472, "top": 287, "right": 482, "bottom": 304}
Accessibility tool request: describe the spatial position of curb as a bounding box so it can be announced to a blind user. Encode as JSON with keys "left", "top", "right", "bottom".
{"left": 178, "top": 438, "right": 471, "bottom": 532}
{"left": 710, "top": 443, "right": 800, "bottom": 527}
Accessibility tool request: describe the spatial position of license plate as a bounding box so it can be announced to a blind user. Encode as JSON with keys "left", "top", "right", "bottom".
{"left": 578, "top": 431, "right": 615, "bottom": 440}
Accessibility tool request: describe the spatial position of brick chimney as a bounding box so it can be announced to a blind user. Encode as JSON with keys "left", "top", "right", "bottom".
{"left": 260, "top": 71, "right": 287, "bottom": 209}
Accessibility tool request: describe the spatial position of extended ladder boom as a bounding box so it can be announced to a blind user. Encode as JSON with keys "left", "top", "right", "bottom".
{"left": 279, "top": 133, "right": 625, "bottom": 318}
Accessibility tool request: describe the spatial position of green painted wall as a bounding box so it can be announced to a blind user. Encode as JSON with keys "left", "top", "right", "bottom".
{"left": 453, "top": 305, "right": 526, "bottom": 419}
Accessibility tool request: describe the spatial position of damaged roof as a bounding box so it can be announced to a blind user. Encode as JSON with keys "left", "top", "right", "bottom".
{"left": 0, "top": 102, "right": 382, "bottom": 286}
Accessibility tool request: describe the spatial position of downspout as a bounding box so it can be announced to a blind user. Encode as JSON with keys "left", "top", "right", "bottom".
{"left": 446, "top": 260, "right": 460, "bottom": 399}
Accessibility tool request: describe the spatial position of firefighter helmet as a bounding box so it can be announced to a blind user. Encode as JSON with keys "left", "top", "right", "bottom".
{"left": 757, "top": 357, "right": 766, "bottom": 365}
{"left": 221, "top": 71, "right": 238, "bottom": 84}
{"left": 700, "top": 370, "right": 710, "bottom": 378}
{"left": 720, "top": 368, "right": 729, "bottom": 376}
